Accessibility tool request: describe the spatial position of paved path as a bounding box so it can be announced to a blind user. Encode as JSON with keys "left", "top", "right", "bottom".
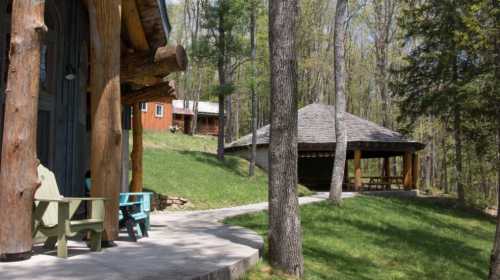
{"left": 0, "top": 192, "right": 355, "bottom": 280}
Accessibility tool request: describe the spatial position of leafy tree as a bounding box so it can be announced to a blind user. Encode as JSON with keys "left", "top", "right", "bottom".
{"left": 197, "top": 0, "right": 250, "bottom": 160}
{"left": 393, "top": 0, "right": 483, "bottom": 206}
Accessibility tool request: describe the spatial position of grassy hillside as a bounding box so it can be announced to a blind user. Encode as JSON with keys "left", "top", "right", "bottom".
{"left": 140, "top": 132, "right": 278, "bottom": 210}
{"left": 226, "top": 196, "right": 496, "bottom": 280}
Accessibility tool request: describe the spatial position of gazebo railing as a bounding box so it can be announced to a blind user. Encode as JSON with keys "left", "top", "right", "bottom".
{"left": 345, "top": 176, "right": 404, "bottom": 191}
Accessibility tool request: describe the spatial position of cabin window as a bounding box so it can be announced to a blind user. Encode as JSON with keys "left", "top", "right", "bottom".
{"left": 140, "top": 102, "right": 148, "bottom": 112}
{"left": 155, "top": 104, "right": 164, "bottom": 118}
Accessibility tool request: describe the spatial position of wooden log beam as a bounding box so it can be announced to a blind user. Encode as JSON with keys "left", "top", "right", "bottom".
{"left": 121, "top": 81, "right": 174, "bottom": 105}
{"left": 412, "top": 153, "right": 419, "bottom": 189}
{"left": 403, "top": 152, "right": 413, "bottom": 190}
{"left": 130, "top": 104, "right": 143, "bottom": 193}
{"left": 122, "top": 0, "right": 149, "bottom": 51}
{"left": 135, "top": 0, "right": 167, "bottom": 50}
{"left": 121, "top": 45, "right": 188, "bottom": 86}
{"left": 354, "top": 150, "right": 362, "bottom": 191}
{"left": 0, "top": 0, "right": 46, "bottom": 261}
{"left": 87, "top": 0, "right": 122, "bottom": 242}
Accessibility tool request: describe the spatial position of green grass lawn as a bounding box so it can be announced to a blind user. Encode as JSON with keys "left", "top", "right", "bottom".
{"left": 140, "top": 132, "right": 311, "bottom": 210}
{"left": 226, "top": 196, "right": 496, "bottom": 280}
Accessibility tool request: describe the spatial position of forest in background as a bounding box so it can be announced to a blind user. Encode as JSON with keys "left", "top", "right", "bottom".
{"left": 166, "top": 0, "right": 499, "bottom": 208}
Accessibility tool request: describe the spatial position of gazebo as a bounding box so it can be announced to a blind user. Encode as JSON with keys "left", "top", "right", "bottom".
{"left": 225, "top": 103, "right": 425, "bottom": 191}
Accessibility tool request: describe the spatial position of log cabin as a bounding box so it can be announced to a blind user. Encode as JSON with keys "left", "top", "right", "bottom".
{"left": 135, "top": 81, "right": 176, "bottom": 132}
{"left": 0, "top": 0, "right": 187, "bottom": 260}
{"left": 226, "top": 103, "right": 425, "bottom": 191}
{"left": 172, "top": 100, "right": 220, "bottom": 136}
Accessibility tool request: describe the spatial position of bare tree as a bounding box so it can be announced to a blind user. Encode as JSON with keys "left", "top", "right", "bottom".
{"left": 268, "top": 0, "right": 304, "bottom": 277}
{"left": 369, "top": 0, "right": 397, "bottom": 128}
{"left": 329, "top": 0, "right": 348, "bottom": 204}
{"left": 249, "top": 0, "right": 258, "bottom": 177}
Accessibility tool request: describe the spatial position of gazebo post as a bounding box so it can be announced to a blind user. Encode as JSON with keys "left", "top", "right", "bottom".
{"left": 354, "top": 150, "right": 362, "bottom": 191}
{"left": 383, "top": 157, "right": 390, "bottom": 185}
{"left": 343, "top": 160, "right": 349, "bottom": 190}
{"left": 403, "top": 152, "right": 413, "bottom": 190}
{"left": 412, "top": 153, "right": 419, "bottom": 189}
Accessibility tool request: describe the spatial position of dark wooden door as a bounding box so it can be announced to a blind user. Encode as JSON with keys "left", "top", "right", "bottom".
{"left": 37, "top": 16, "right": 58, "bottom": 169}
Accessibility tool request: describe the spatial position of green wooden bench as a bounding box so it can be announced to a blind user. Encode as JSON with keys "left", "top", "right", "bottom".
{"left": 32, "top": 165, "right": 106, "bottom": 258}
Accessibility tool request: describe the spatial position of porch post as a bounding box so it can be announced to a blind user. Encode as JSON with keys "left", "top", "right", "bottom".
{"left": 87, "top": 0, "right": 122, "bottom": 242}
{"left": 403, "top": 152, "right": 413, "bottom": 190}
{"left": 0, "top": 0, "right": 46, "bottom": 260}
{"left": 412, "top": 153, "right": 419, "bottom": 189}
{"left": 130, "top": 103, "right": 144, "bottom": 193}
{"left": 354, "top": 150, "right": 362, "bottom": 191}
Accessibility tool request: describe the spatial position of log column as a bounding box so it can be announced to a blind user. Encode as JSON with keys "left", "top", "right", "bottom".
{"left": 87, "top": 0, "right": 122, "bottom": 242}
{"left": 354, "top": 150, "right": 362, "bottom": 191}
{"left": 0, "top": 0, "right": 46, "bottom": 261}
{"left": 412, "top": 153, "right": 419, "bottom": 189}
{"left": 403, "top": 152, "right": 413, "bottom": 190}
{"left": 130, "top": 103, "right": 143, "bottom": 193}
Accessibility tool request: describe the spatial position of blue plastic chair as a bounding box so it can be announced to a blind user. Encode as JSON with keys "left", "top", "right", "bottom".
{"left": 119, "top": 192, "right": 153, "bottom": 239}
{"left": 85, "top": 178, "right": 152, "bottom": 240}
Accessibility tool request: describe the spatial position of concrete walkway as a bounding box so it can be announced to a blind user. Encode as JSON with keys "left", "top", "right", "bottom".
{"left": 0, "top": 192, "right": 355, "bottom": 280}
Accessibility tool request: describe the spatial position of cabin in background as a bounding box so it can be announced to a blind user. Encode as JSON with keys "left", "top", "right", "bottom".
{"left": 139, "top": 99, "right": 174, "bottom": 132}
{"left": 172, "top": 100, "right": 220, "bottom": 136}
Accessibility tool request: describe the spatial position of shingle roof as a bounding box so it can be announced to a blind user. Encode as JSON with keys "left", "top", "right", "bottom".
{"left": 225, "top": 103, "right": 424, "bottom": 152}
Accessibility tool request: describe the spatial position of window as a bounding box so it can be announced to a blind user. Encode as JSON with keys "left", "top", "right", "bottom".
{"left": 155, "top": 104, "right": 164, "bottom": 118}
{"left": 140, "top": 102, "right": 148, "bottom": 112}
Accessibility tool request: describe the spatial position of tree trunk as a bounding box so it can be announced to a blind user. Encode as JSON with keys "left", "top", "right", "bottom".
{"left": 453, "top": 107, "right": 465, "bottom": 206}
{"left": 372, "top": 0, "right": 396, "bottom": 128}
{"left": 216, "top": 6, "right": 226, "bottom": 161}
{"left": 217, "top": 93, "right": 225, "bottom": 160}
{"left": 87, "top": 0, "right": 123, "bottom": 242}
{"left": 0, "top": 0, "right": 46, "bottom": 261}
{"left": 268, "top": 0, "right": 304, "bottom": 277}
{"left": 249, "top": 0, "right": 258, "bottom": 177}
{"left": 191, "top": 69, "right": 202, "bottom": 136}
{"left": 442, "top": 124, "right": 449, "bottom": 193}
{"left": 130, "top": 104, "right": 143, "bottom": 193}
{"left": 488, "top": 6, "right": 500, "bottom": 276}
{"left": 489, "top": 119, "right": 500, "bottom": 280}
{"left": 225, "top": 94, "right": 233, "bottom": 143}
{"left": 329, "top": 0, "right": 348, "bottom": 204}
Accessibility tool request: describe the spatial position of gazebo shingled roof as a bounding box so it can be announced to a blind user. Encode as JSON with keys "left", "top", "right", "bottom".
{"left": 225, "top": 103, "right": 425, "bottom": 158}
